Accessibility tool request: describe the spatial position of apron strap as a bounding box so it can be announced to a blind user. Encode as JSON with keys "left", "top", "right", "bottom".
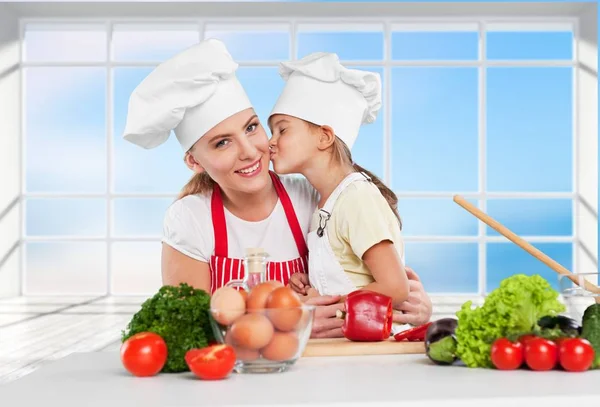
{"left": 211, "top": 183, "right": 228, "bottom": 258}
{"left": 270, "top": 172, "right": 309, "bottom": 257}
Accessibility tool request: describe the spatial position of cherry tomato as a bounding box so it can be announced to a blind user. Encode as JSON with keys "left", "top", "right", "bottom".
{"left": 518, "top": 334, "right": 537, "bottom": 347}
{"left": 525, "top": 337, "right": 558, "bottom": 371}
{"left": 491, "top": 338, "right": 524, "bottom": 370}
{"left": 120, "top": 332, "right": 168, "bottom": 377}
{"left": 558, "top": 338, "right": 595, "bottom": 372}
{"left": 185, "top": 344, "right": 236, "bottom": 380}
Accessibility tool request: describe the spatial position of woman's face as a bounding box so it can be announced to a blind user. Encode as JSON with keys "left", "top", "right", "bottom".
{"left": 268, "top": 114, "right": 318, "bottom": 175}
{"left": 186, "top": 108, "right": 271, "bottom": 195}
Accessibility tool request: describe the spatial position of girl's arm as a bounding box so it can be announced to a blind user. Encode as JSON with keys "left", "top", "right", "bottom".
{"left": 360, "top": 240, "right": 410, "bottom": 308}
{"left": 161, "top": 243, "right": 211, "bottom": 293}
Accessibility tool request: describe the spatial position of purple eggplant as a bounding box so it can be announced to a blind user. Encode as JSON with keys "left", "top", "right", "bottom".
{"left": 425, "top": 318, "right": 458, "bottom": 365}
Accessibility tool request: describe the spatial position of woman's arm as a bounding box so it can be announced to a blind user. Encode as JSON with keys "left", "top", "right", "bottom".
{"left": 161, "top": 243, "right": 211, "bottom": 293}
{"left": 360, "top": 240, "right": 410, "bottom": 308}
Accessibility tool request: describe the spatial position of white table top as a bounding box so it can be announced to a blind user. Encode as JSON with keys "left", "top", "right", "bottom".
{"left": 1, "top": 352, "right": 600, "bottom": 407}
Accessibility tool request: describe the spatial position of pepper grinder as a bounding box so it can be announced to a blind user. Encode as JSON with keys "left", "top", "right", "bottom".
{"left": 225, "top": 248, "right": 269, "bottom": 292}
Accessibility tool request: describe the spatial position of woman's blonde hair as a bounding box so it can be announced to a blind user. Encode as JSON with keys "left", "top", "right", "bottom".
{"left": 306, "top": 121, "right": 402, "bottom": 229}
{"left": 177, "top": 150, "right": 215, "bottom": 200}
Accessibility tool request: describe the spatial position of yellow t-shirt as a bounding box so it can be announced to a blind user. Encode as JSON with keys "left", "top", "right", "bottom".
{"left": 310, "top": 179, "right": 405, "bottom": 288}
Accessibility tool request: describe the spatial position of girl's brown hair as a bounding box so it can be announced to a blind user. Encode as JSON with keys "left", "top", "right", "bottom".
{"left": 307, "top": 121, "right": 402, "bottom": 229}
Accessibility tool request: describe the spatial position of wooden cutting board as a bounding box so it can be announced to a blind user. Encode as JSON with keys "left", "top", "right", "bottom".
{"left": 302, "top": 337, "right": 426, "bottom": 357}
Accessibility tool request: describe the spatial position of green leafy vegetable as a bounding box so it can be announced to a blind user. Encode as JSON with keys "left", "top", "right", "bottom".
{"left": 121, "top": 283, "right": 214, "bottom": 373}
{"left": 455, "top": 274, "right": 565, "bottom": 368}
{"left": 581, "top": 303, "right": 600, "bottom": 369}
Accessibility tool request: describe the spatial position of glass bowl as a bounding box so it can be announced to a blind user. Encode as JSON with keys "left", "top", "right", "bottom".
{"left": 558, "top": 272, "right": 600, "bottom": 324}
{"left": 209, "top": 305, "right": 315, "bottom": 374}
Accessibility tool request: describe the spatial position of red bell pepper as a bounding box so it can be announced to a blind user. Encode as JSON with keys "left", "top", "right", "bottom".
{"left": 393, "top": 322, "right": 432, "bottom": 342}
{"left": 336, "top": 290, "right": 393, "bottom": 342}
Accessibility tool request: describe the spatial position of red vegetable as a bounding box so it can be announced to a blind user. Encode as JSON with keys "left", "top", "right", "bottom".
{"left": 558, "top": 338, "right": 595, "bottom": 372}
{"left": 336, "top": 290, "right": 393, "bottom": 342}
{"left": 525, "top": 337, "right": 558, "bottom": 371}
{"left": 120, "top": 332, "right": 168, "bottom": 377}
{"left": 185, "top": 344, "right": 236, "bottom": 380}
{"left": 394, "top": 322, "right": 432, "bottom": 342}
{"left": 490, "top": 338, "right": 523, "bottom": 370}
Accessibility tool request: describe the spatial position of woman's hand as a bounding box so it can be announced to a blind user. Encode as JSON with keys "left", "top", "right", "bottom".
{"left": 392, "top": 266, "right": 432, "bottom": 326}
{"left": 304, "top": 294, "right": 345, "bottom": 339}
{"left": 289, "top": 272, "right": 310, "bottom": 295}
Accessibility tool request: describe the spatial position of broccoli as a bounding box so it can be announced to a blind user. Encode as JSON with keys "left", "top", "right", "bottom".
{"left": 121, "top": 283, "right": 215, "bottom": 373}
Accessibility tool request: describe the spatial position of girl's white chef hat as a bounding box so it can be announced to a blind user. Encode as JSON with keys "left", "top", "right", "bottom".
{"left": 122, "top": 39, "right": 252, "bottom": 152}
{"left": 269, "top": 52, "right": 382, "bottom": 149}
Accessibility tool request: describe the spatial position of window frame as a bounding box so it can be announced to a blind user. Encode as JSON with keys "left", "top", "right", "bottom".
{"left": 17, "top": 15, "right": 588, "bottom": 298}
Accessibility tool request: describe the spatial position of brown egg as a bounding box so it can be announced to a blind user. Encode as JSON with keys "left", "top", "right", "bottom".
{"left": 229, "top": 313, "right": 274, "bottom": 350}
{"left": 234, "top": 346, "right": 260, "bottom": 361}
{"left": 261, "top": 332, "right": 299, "bottom": 361}
{"left": 210, "top": 286, "right": 246, "bottom": 325}
{"left": 225, "top": 333, "right": 260, "bottom": 361}
{"left": 267, "top": 280, "right": 284, "bottom": 288}
{"left": 246, "top": 282, "right": 278, "bottom": 311}
{"left": 239, "top": 289, "right": 248, "bottom": 302}
{"left": 266, "top": 287, "right": 303, "bottom": 332}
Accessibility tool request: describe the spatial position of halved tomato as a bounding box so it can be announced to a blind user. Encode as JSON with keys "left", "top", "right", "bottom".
{"left": 185, "top": 344, "right": 236, "bottom": 380}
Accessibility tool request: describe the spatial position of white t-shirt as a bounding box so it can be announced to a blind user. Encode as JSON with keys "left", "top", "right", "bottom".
{"left": 162, "top": 175, "right": 319, "bottom": 263}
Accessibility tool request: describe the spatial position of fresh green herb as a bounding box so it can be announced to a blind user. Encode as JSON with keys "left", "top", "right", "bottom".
{"left": 581, "top": 303, "right": 600, "bottom": 368}
{"left": 455, "top": 274, "right": 565, "bottom": 368}
{"left": 121, "top": 283, "right": 215, "bottom": 373}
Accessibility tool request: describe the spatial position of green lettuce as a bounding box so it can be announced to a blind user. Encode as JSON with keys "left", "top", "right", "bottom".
{"left": 455, "top": 274, "right": 565, "bottom": 368}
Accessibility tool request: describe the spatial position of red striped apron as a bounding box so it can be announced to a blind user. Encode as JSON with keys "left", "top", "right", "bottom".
{"left": 209, "top": 171, "right": 309, "bottom": 294}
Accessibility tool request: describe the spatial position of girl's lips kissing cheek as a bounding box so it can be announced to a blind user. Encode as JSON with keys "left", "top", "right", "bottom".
{"left": 235, "top": 160, "right": 262, "bottom": 178}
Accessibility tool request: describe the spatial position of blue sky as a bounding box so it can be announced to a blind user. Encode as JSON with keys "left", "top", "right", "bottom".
{"left": 23, "top": 25, "right": 576, "bottom": 294}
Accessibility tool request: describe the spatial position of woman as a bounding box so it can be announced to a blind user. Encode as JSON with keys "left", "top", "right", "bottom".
{"left": 122, "top": 39, "right": 432, "bottom": 338}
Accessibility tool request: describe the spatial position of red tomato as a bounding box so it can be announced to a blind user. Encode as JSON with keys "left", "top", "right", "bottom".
{"left": 558, "top": 338, "right": 595, "bottom": 372}
{"left": 120, "top": 332, "right": 168, "bottom": 377}
{"left": 185, "top": 344, "right": 236, "bottom": 380}
{"left": 525, "top": 338, "right": 558, "bottom": 371}
{"left": 491, "top": 338, "right": 524, "bottom": 370}
{"left": 518, "top": 334, "right": 537, "bottom": 347}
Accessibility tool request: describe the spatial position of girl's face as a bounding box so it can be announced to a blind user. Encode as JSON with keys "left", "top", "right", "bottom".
{"left": 268, "top": 114, "right": 318, "bottom": 175}
{"left": 186, "top": 108, "right": 271, "bottom": 195}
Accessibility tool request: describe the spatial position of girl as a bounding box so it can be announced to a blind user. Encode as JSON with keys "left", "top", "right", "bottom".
{"left": 267, "top": 52, "right": 410, "bottom": 309}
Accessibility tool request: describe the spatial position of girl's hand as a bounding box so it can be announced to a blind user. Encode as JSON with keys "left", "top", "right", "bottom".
{"left": 289, "top": 272, "right": 310, "bottom": 295}
{"left": 392, "top": 266, "right": 433, "bottom": 326}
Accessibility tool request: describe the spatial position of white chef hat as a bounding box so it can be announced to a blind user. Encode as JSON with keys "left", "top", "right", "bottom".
{"left": 122, "top": 38, "right": 252, "bottom": 152}
{"left": 269, "top": 52, "right": 382, "bottom": 149}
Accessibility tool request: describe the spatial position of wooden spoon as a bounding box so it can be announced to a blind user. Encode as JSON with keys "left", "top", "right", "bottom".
{"left": 453, "top": 194, "right": 600, "bottom": 303}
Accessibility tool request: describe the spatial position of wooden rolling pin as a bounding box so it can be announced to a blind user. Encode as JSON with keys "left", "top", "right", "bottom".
{"left": 453, "top": 195, "right": 600, "bottom": 303}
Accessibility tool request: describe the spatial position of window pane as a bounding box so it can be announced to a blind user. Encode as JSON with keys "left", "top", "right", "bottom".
{"left": 486, "top": 30, "right": 573, "bottom": 60}
{"left": 487, "top": 67, "right": 572, "bottom": 192}
{"left": 24, "top": 24, "right": 106, "bottom": 62}
{"left": 113, "top": 67, "right": 193, "bottom": 194}
{"left": 204, "top": 27, "right": 289, "bottom": 61}
{"left": 391, "top": 68, "right": 478, "bottom": 191}
{"left": 25, "top": 242, "right": 107, "bottom": 295}
{"left": 112, "top": 24, "right": 199, "bottom": 61}
{"left": 405, "top": 243, "right": 478, "bottom": 293}
{"left": 113, "top": 198, "right": 174, "bottom": 237}
{"left": 26, "top": 199, "right": 106, "bottom": 237}
{"left": 486, "top": 199, "right": 572, "bottom": 237}
{"left": 398, "top": 198, "right": 479, "bottom": 236}
{"left": 111, "top": 242, "right": 162, "bottom": 295}
{"left": 297, "top": 28, "right": 383, "bottom": 60}
{"left": 392, "top": 27, "right": 478, "bottom": 60}
{"left": 351, "top": 66, "right": 384, "bottom": 180}
{"left": 237, "top": 67, "right": 284, "bottom": 128}
{"left": 486, "top": 242, "right": 572, "bottom": 292}
{"left": 25, "top": 67, "right": 106, "bottom": 193}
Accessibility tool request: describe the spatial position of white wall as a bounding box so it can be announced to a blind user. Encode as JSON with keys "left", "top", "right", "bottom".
{"left": 577, "top": 3, "right": 598, "bottom": 282}
{"left": 0, "top": 4, "right": 21, "bottom": 297}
